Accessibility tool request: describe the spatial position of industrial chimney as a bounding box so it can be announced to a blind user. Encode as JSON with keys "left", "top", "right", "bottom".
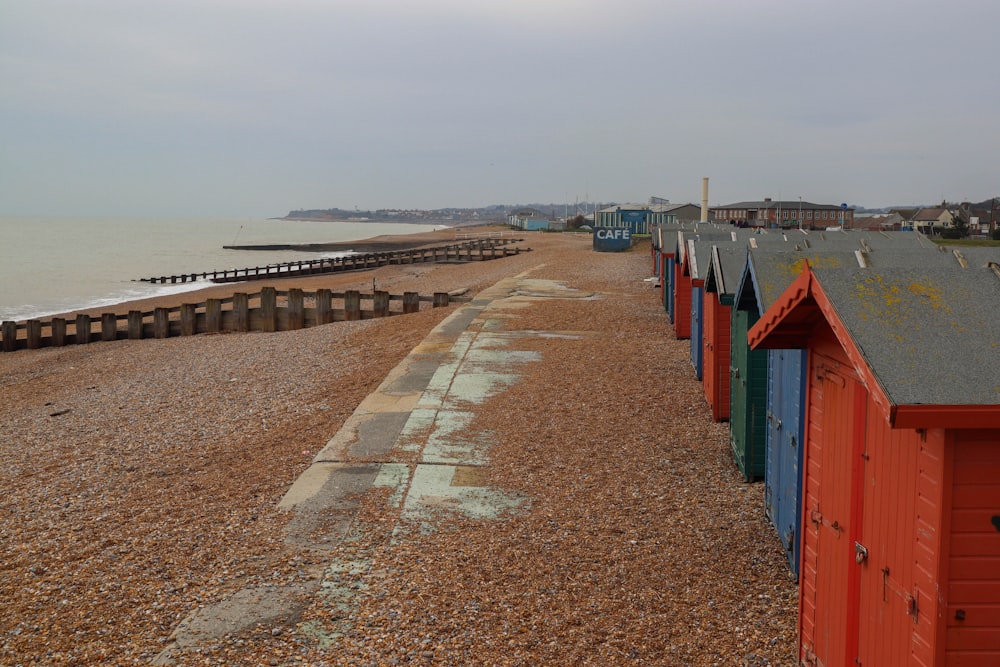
{"left": 700, "top": 177, "right": 709, "bottom": 223}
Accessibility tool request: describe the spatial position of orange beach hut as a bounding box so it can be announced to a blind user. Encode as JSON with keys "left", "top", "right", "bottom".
{"left": 748, "top": 261, "right": 1000, "bottom": 666}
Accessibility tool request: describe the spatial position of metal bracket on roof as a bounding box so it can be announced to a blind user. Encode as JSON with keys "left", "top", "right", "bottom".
{"left": 953, "top": 249, "right": 968, "bottom": 268}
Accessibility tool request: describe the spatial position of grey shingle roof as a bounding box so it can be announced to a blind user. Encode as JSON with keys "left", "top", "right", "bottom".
{"left": 734, "top": 233, "right": 949, "bottom": 314}
{"left": 706, "top": 245, "right": 749, "bottom": 295}
{"left": 812, "top": 264, "right": 1000, "bottom": 406}
{"left": 943, "top": 246, "right": 1000, "bottom": 269}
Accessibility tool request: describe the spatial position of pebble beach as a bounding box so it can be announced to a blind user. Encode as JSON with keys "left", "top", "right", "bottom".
{"left": 0, "top": 227, "right": 798, "bottom": 666}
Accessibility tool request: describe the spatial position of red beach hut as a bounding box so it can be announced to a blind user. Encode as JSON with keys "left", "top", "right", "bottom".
{"left": 748, "top": 261, "right": 1000, "bottom": 667}
{"left": 673, "top": 227, "right": 736, "bottom": 339}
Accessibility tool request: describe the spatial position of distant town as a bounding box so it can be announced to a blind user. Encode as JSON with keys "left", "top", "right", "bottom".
{"left": 285, "top": 195, "right": 1000, "bottom": 239}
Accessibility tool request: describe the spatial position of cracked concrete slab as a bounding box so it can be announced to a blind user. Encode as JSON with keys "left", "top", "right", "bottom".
{"left": 154, "top": 274, "right": 596, "bottom": 663}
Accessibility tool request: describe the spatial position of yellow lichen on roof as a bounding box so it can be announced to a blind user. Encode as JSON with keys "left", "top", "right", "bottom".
{"left": 905, "top": 280, "right": 950, "bottom": 312}
{"left": 854, "top": 275, "right": 905, "bottom": 324}
{"left": 778, "top": 255, "right": 845, "bottom": 279}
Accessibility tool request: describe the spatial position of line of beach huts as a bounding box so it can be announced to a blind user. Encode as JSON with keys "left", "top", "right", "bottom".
{"left": 649, "top": 224, "right": 1000, "bottom": 666}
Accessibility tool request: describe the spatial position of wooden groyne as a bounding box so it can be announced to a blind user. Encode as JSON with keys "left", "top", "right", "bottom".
{"left": 138, "top": 238, "right": 527, "bottom": 285}
{"left": 1, "top": 288, "right": 469, "bottom": 353}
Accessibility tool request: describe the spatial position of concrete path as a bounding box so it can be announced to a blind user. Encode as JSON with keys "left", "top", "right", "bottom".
{"left": 153, "top": 270, "right": 595, "bottom": 664}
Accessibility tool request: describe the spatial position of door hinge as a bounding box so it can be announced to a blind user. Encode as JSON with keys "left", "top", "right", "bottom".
{"left": 907, "top": 592, "right": 919, "bottom": 623}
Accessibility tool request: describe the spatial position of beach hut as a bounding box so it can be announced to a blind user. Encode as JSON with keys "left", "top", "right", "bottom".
{"left": 708, "top": 244, "right": 766, "bottom": 478}
{"left": 686, "top": 236, "right": 718, "bottom": 380}
{"left": 672, "top": 232, "right": 694, "bottom": 339}
{"left": 734, "top": 248, "right": 857, "bottom": 573}
{"left": 652, "top": 225, "right": 683, "bottom": 316}
{"left": 698, "top": 243, "right": 735, "bottom": 423}
{"left": 698, "top": 232, "right": 788, "bottom": 426}
{"left": 736, "top": 239, "right": 960, "bottom": 576}
{"left": 687, "top": 232, "right": 745, "bottom": 382}
{"left": 672, "top": 227, "right": 734, "bottom": 339}
{"left": 748, "top": 261, "right": 1000, "bottom": 667}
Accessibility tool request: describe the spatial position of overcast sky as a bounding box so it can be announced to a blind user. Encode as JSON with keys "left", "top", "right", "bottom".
{"left": 2, "top": 0, "right": 997, "bottom": 218}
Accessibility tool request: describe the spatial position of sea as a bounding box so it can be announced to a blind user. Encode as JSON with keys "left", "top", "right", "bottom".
{"left": 0, "top": 216, "right": 446, "bottom": 322}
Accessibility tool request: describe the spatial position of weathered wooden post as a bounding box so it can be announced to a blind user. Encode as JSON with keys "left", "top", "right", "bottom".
{"left": 402, "top": 292, "right": 420, "bottom": 314}
{"left": 433, "top": 292, "right": 450, "bottom": 308}
{"left": 206, "top": 299, "right": 222, "bottom": 333}
{"left": 260, "top": 287, "right": 277, "bottom": 332}
{"left": 26, "top": 320, "right": 42, "bottom": 349}
{"left": 233, "top": 293, "right": 249, "bottom": 332}
{"left": 127, "top": 311, "right": 143, "bottom": 339}
{"left": 180, "top": 304, "right": 197, "bottom": 336}
{"left": 373, "top": 290, "right": 389, "bottom": 318}
{"left": 75, "top": 314, "right": 91, "bottom": 344}
{"left": 153, "top": 308, "right": 170, "bottom": 339}
{"left": 101, "top": 313, "right": 117, "bottom": 342}
{"left": 316, "top": 289, "right": 333, "bottom": 324}
{"left": 288, "top": 288, "right": 304, "bottom": 330}
{"left": 1, "top": 321, "right": 16, "bottom": 352}
{"left": 344, "top": 290, "right": 361, "bottom": 321}
{"left": 52, "top": 318, "right": 67, "bottom": 347}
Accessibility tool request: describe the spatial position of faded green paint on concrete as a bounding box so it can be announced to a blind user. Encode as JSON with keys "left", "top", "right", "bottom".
{"left": 372, "top": 463, "right": 411, "bottom": 508}
{"left": 404, "top": 464, "right": 524, "bottom": 523}
{"left": 422, "top": 417, "right": 491, "bottom": 465}
{"left": 298, "top": 528, "right": 376, "bottom": 646}
{"left": 464, "top": 347, "right": 541, "bottom": 367}
{"left": 157, "top": 275, "right": 595, "bottom": 662}
{"left": 395, "top": 408, "right": 440, "bottom": 456}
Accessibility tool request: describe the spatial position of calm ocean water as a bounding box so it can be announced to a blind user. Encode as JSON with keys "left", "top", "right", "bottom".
{"left": 0, "top": 216, "right": 445, "bottom": 322}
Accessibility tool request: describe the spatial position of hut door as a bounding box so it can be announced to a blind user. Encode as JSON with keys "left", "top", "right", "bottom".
{"left": 801, "top": 356, "right": 866, "bottom": 667}
{"left": 729, "top": 309, "right": 750, "bottom": 478}
{"left": 855, "top": 420, "right": 925, "bottom": 665}
{"left": 766, "top": 349, "right": 807, "bottom": 577}
{"left": 703, "top": 291, "right": 716, "bottom": 411}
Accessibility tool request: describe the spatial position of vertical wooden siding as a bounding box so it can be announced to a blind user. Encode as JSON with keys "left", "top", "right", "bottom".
{"left": 674, "top": 262, "right": 692, "bottom": 339}
{"left": 666, "top": 256, "right": 676, "bottom": 322}
{"left": 703, "top": 290, "right": 717, "bottom": 416}
{"left": 704, "top": 294, "right": 732, "bottom": 423}
{"left": 765, "top": 348, "right": 807, "bottom": 578}
{"left": 856, "top": 416, "right": 942, "bottom": 666}
{"left": 690, "top": 287, "right": 704, "bottom": 379}
{"left": 799, "top": 338, "right": 866, "bottom": 667}
{"left": 944, "top": 430, "right": 1000, "bottom": 664}
{"left": 729, "top": 308, "right": 769, "bottom": 481}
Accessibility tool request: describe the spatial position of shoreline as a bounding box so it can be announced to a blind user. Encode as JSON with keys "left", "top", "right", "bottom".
{"left": 7, "top": 225, "right": 513, "bottom": 323}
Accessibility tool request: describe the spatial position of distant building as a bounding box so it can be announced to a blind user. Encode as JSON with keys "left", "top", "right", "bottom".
{"left": 852, "top": 212, "right": 908, "bottom": 231}
{"left": 910, "top": 206, "right": 956, "bottom": 235}
{"left": 710, "top": 199, "right": 854, "bottom": 229}
{"left": 659, "top": 203, "right": 702, "bottom": 224}
{"left": 595, "top": 203, "right": 679, "bottom": 235}
{"left": 507, "top": 208, "right": 550, "bottom": 230}
{"left": 956, "top": 202, "right": 998, "bottom": 237}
